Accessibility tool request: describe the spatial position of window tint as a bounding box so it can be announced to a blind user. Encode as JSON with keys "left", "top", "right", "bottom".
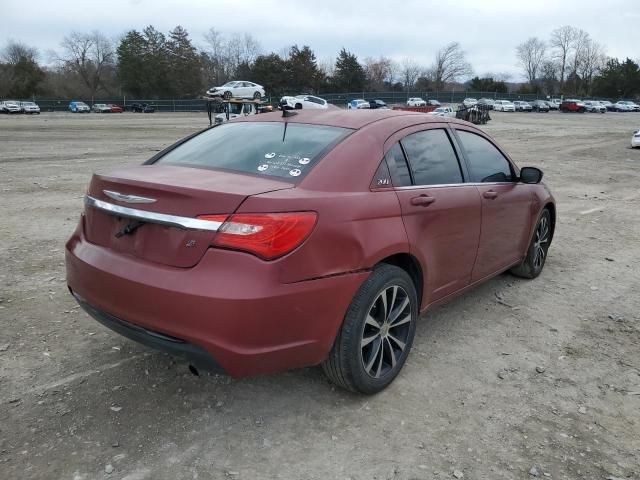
{"left": 384, "top": 143, "right": 412, "bottom": 187}
{"left": 456, "top": 130, "right": 513, "bottom": 183}
{"left": 401, "top": 129, "right": 463, "bottom": 185}
{"left": 155, "top": 122, "right": 351, "bottom": 180}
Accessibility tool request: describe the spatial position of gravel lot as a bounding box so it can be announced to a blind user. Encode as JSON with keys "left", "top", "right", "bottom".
{"left": 1, "top": 111, "right": 639, "bottom": 480}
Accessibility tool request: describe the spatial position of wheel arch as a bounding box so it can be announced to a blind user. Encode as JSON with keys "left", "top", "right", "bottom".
{"left": 376, "top": 252, "right": 424, "bottom": 308}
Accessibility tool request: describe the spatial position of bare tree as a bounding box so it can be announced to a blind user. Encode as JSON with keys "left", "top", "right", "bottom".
{"left": 364, "top": 56, "right": 393, "bottom": 90}
{"left": 550, "top": 25, "right": 578, "bottom": 89}
{"left": 318, "top": 56, "right": 335, "bottom": 78}
{"left": 578, "top": 39, "right": 605, "bottom": 95}
{"left": 431, "top": 42, "right": 472, "bottom": 89}
{"left": 2, "top": 40, "right": 39, "bottom": 64}
{"left": 400, "top": 58, "right": 422, "bottom": 91}
{"left": 516, "top": 37, "right": 546, "bottom": 84}
{"left": 59, "top": 31, "right": 114, "bottom": 97}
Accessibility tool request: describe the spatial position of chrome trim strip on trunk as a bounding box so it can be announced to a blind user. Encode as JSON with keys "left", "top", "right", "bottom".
{"left": 85, "top": 195, "right": 223, "bottom": 231}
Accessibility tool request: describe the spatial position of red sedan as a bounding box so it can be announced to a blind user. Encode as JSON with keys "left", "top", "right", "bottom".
{"left": 108, "top": 104, "right": 123, "bottom": 113}
{"left": 66, "top": 110, "right": 555, "bottom": 394}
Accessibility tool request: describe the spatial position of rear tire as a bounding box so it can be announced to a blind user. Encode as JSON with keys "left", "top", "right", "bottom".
{"left": 511, "top": 209, "right": 551, "bottom": 279}
{"left": 322, "top": 264, "right": 418, "bottom": 394}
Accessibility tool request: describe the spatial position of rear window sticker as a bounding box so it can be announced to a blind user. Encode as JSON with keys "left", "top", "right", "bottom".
{"left": 257, "top": 164, "right": 269, "bottom": 171}
{"left": 264, "top": 152, "right": 276, "bottom": 159}
{"left": 299, "top": 157, "right": 310, "bottom": 165}
{"left": 289, "top": 168, "right": 301, "bottom": 177}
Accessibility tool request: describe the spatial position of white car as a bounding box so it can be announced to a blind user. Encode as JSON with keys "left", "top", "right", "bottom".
{"left": 584, "top": 101, "right": 606, "bottom": 113}
{"left": 427, "top": 106, "right": 456, "bottom": 118}
{"left": 92, "top": 103, "right": 112, "bottom": 113}
{"left": 407, "top": 97, "right": 426, "bottom": 107}
{"left": 20, "top": 101, "right": 41, "bottom": 114}
{"left": 632, "top": 129, "right": 640, "bottom": 148}
{"left": 494, "top": 100, "right": 516, "bottom": 112}
{"left": 462, "top": 98, "right": 478, "bottom": 108}
{"left": 206, "top": 81, "right": 265, "bottom": 100}
{"left": 214, "top": 102, "right": 257, "bottom": 124}
{"left": 614, "top": 101, "right": 640, "bottom": 112}
{"left": 2, "top": 100, "right": 22, "bottom": 113}
{"left": 280, "top": 95, "right": 328, "bottom": 110}
{"left": 347, "top": 99, "right": 370, "bottom": 109}
{"left": 513, "top": 101, "right": 532, "bottom": 112}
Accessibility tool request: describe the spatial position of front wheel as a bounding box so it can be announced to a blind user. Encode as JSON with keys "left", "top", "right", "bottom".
{"left": 511, "top": 209, "right": 551, "bottom": 279}
{"left": 322, "top": 264, "right": 418, "bottom": 394}
{"left": 223, "top": 91, "right": 232, "bottom": 100}
{"left": 253, "top": 91, "right": 261, "bottom": 100}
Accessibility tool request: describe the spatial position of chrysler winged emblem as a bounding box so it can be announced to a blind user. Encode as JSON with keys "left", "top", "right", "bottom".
{"left": 103, "top": 190, "right": 157, "bottom": 204}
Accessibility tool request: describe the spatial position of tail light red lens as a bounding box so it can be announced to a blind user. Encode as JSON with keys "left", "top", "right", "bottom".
{"left": 197, "top": 212, "right": 317, "bottom": 260}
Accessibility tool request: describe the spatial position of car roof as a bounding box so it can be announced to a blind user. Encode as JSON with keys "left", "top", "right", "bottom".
{"left": 235, "top": 109, "right": 474, "bottom": 131}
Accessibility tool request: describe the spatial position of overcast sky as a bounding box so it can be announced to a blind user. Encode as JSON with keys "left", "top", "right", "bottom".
{"left": 2, "top": 0, "right": 639, "bottom": 81}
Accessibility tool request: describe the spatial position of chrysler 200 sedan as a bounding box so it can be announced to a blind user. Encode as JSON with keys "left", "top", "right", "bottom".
{"left": 66, "top": 110, "right": 555, "bottom": 394}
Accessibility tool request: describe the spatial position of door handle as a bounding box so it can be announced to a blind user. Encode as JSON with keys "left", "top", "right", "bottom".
{"left": 410, "top": 195, "right": 436, "bottom": 206}
{"left": 483, "top": 190, "right": 498, "bottom": 199}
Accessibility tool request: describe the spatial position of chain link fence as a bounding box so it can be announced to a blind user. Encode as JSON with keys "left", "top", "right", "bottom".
{"left": 18, "top": 91, "right": 579, "bottom": 112}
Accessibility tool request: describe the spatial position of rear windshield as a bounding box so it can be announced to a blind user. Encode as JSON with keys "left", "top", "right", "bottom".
{"left": 155, "top": 122, "right": 351, "bottom": 180}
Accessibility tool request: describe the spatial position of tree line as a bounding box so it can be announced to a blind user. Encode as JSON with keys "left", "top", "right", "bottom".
{"left": 1, "top": 24, "right": 638, "bottom": 100}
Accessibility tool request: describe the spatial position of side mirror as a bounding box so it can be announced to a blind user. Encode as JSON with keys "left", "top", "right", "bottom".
{"left": 520, "top": 166, "right": 543, "bottom": 184}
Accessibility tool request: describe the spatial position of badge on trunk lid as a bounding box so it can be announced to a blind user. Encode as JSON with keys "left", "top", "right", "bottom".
{"left": 103, "top": 190, "right": 157, "bottom": 204}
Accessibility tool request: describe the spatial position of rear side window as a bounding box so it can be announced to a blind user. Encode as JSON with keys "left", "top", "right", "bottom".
{"left": 155, "top": 122, "right": 351, "bottom": 180}
{"left": 456, "top": 130, "right": 514, "bottom": 183}
{"left": 401, "top": 129, "right": 463, "bottom": 185}
{"left": 384, "top": 143, "right": 412, "bottom": 187}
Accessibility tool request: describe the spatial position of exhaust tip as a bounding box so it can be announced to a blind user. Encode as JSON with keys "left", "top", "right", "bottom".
{"left": 188, "top": 364, "right": 200, "bottom": 376}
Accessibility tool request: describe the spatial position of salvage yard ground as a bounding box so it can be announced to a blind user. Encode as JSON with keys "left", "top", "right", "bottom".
{"left": 0, "top": 111, "right": 639, "bottom": 480}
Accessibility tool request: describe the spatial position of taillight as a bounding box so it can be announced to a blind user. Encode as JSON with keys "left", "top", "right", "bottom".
{"left": 197, "top": 212, "right": 317, "bottom": 260}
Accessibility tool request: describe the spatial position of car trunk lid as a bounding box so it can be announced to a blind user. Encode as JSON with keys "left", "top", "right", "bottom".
{"left": 84, "top": 165, "right": 294, "bottom": 267}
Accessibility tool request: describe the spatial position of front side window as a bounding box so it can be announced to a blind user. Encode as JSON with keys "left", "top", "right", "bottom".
{"left": 155, "top": 122, "right": 351, "bottom": 180}
{"left": 456, "top": 130, "right": 513, "bottom": 183}
{"left": 400, "top": 129, "right": 463, "bottom": 186}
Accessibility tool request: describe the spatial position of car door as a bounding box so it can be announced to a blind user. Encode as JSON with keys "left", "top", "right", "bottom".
{"left": 452, "top": 127, "right": 534, "bottom": 282}
{"left": 386, "top": 126, "right": 482, "bottom": 304}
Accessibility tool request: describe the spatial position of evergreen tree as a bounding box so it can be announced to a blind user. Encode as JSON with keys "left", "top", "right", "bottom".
{"left": 333, "top": 48, "right": 366, "bottom": 92}
{"left": 166, "top": 26, "right": 202, "bottom": 97}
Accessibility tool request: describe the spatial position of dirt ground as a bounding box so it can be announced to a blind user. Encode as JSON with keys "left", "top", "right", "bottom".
{"left": 1, "top": 110, "right": 639, "bottom": 480}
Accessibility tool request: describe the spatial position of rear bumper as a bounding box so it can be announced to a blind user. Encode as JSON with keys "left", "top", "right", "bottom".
{"left": 65, "top": 221, "right": 369, "bottom": 377}
{"left": 73, "top": 291, "right": 225, "bottom": 373}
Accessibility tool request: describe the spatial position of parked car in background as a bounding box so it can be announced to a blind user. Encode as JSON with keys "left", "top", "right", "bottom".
{"left": 280, "top": 95, "right": 328, "bottom": 110}
{"left": 130, "top": 103, "right": 156, "bottom": 113}
{"left": 613, "top": 100, "right": 640, "bottom": 112}
{"left": 478, "top": 98, "right": 495, "bottom": 110}
{"left": 584, "top": 101, "right": 606, "bottom": 113}
{"left": 108, "top": 104, "right": 124, "bottom": 113}
{"left": 494, "top": 100, "right": 515, "bottom": 112}
{"left": 66, "top": 110, "right": 555, "bottom": 394}
{"left": 462, "top": 98, "right": 478, "bottom": 108}
{"left": 20, "top": 101, "right": 41, "bottom": 114}
{"left": 427, "top": 106, "right": 456, "bottom": 117}
{"left": 69, "top": 101, "right": 90, "bottom": 113}
{"left": 426, "top": 99, "right": 441, "bottom": 106}
{"left": 92, "top": 103, "right": 112, "bottom": 113}
{"left": 631, "top": 129, "right": 640, "bottom": 148}
{"left": 206, "top": 81, "right": 265, "bottom": 100}
{"left": 407, "top": 97, "right": 426, "bottom": 107}
{"left": 347, "top": 99, "right": 370, "bottom": 109}
{"left": 531, "top": 100, "right": 550, "bottom": 112}
{"left": 600, "top": 100, "right": 615, "bottom": 111}
{"left": 2, "top": 100, "right": 22, "bottom": 113}
{"left": 560, "top": 99, "right": 586, "bottom": 113}
{"left": 545, "top": 100, "right": 559, "bottom": 110}
{"left": 550, "top": 99, "right": 562, "bottom": 108}
{"left": 368, "top": 99, "right": 388, "bottom": 109}
{"left": 214, "top": 101, "right": 257, "bottom": 124}
{"left": 513, "top": 101, "right": 532, "bottom": 112}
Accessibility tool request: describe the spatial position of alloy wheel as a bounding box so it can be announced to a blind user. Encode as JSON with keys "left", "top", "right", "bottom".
{"left": 360, "top": 285, "right": 412, "bottom": 379}
{"left": 533, "top": 215, "right": 550, "bottom": 269}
